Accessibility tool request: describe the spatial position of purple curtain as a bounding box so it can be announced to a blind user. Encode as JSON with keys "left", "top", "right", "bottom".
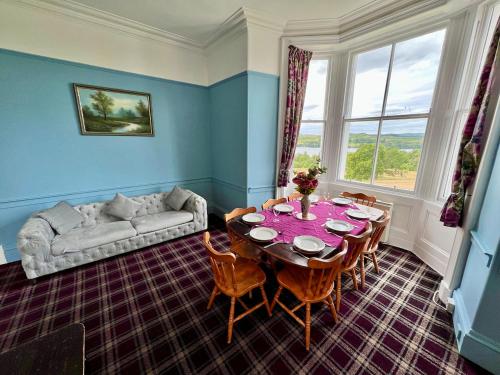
{"left": 440, "top": 17, "right": 500, "bottom": 227}
{"left": 277, "top": 45, "right": 313, "bottom": 187}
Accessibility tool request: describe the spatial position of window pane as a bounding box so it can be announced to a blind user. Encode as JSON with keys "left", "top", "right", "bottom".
{"left": 293, "top": 122, "right": 323, "bottom": 173}
{"left": 302, "top": 60, "right": 328, "bottom": 121}
{"left": 385, "top": 30, "right": 446, "bottom": 115}
{"left": 349, "top": 46, "right": 391, "bottom": 118}
{"left": 374, "top": 118, "right": 427, "bottom": 190}
{"left": 342, "top": 121, "right": 379, "bottom": 183}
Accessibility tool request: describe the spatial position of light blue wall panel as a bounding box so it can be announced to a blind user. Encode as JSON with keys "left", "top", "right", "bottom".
{"left": 209, "top": 72, "right": 248, "bottom": 210}
{"left": 0, "top": 49, "right": 211, "bottom": 261}
{"left": 247, "top": 72, "right": 279, "bottom": 208}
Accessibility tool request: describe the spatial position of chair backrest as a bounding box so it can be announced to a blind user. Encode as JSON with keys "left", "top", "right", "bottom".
{"left": 287, "top": 191, "right": 303, "bottom": 202}
{"left": 303, "top": 249, "right": 347, "bottom": 299}
{"left": 262, "top": 197, "right": 287, "bottom": 210}
{"left": 341, "top": 192, "right": 376, "bottom": 207}
{"left": 342, "top": 222, "right": 373, "bottom": 269}
{"left": 367, "top": 211, "right": 391, "bottom": 251}
{"left": 224, "top": 207, "right": 256, "bottom": 223}
{"left": 202, "top": 232, "right": 237, "bottom": 292}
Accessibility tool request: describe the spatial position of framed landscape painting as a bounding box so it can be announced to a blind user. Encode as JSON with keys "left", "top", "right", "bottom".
{"left": 74, "top": 84, "right": 154, "bottom": 136}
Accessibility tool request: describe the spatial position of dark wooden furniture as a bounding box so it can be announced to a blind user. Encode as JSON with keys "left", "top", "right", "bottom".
{"left": 226, "top": 219, "right": 343, "bottom": 269}
{"left": 0, "top": 323, "right": 85, "bottom": 375}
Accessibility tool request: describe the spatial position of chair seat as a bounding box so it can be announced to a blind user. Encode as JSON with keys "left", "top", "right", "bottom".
{"left": 363, "top": 243, "right": 379, "bottom": 255}
{"left": 231, "top": 241, "right": 262, "bottom": 260}
{"left": 219, "top": 257, "right": 266, "bottom": 296}
{"left": 277, "top": 265, "right": 334, "bottom": 302}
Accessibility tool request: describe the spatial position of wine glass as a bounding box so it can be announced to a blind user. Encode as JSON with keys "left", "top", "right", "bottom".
{"left": 272, "top": 206, "right": 280, "bottom": 223}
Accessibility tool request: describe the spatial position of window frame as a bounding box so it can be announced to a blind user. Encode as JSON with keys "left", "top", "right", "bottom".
{"left": 290, "top": 56, "right": 333, "bottom": 174}
{"left": 337, "top": 27, "right": 448, "bottom": 194}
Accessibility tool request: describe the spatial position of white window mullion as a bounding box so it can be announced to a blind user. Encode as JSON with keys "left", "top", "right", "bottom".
{"left": 370, "top": 43, "right": 396, "bottom": 185}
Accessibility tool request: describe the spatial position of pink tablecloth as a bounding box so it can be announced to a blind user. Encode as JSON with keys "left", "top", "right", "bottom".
{"left": 259, "top": 201, "right": 368, "bottom": 249}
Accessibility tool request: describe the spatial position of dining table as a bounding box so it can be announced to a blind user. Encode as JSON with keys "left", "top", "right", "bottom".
{"left": 226, "top": 200, "right": 384, "bottom": 268}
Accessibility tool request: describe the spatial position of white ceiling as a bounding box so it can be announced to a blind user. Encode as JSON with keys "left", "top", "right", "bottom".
{"left": 69, "top": 0, "right": 373, "bottom": 44}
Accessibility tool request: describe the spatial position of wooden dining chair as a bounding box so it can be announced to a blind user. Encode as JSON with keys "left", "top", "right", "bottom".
{"left": 262, "top": 197, "right": 287, "bottom": 210}
{"left": 341, "top": 192, "right": 377, "bottom": 207}
{"left": 336, "top": 222, "right": 372, "bottom": 310}
{"left": 362, "top": 211, "right": 391, "bottom": 285}
{"left": 224, "top": 207, "right": 261, "bottom": 261}
{"left": 270, "top": 249, "right": 347, "bottom": 351}
{"left": 287, "top": 191, "right": 303, "bottom": 202}
{"left": 203, "top": 232, "right": 272, "bottom": 344}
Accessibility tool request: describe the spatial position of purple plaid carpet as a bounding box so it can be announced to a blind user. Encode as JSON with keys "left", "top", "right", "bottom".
{"left": 0, "top": 222, "right": 486, "bottom": 374}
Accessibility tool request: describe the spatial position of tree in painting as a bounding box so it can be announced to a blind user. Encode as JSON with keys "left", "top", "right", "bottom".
{"left": 135, "top": 100, "right": 149, "bottom": 117}
{"left": 90, "top": 91, "right": 114, "bottom": 120}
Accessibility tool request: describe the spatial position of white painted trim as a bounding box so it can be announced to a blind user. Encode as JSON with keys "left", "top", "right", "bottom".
{"left": 285, "top": 0, "right": 448, "bottom": 41}
{"left": 14, "top": 0, "right": 204, "bottom": 50}
{"left": 0, "top": 246, "right": 6, "bottom": 265}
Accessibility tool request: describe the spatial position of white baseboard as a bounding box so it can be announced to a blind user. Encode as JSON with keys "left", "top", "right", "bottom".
{"left": 0, "top": 246, "right": 6, "bottom": 265}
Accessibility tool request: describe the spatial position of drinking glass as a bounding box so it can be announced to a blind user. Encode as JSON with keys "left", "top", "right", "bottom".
{"left": 273, "top": 206, "right": 280, "bottom": 222}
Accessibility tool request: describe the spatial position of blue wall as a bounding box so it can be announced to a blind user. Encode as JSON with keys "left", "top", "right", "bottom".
{"left": 247, "top": 72, "right": 279, "bottom": 208}
{"left": 453, "top": 141, "right": 500, "bottom": 373}
{"left": 0, "top": 50, "right": 280, "bottom": 263}
{"left": 0, "top": 49, "right": 212, "bottom": 262}
{"left": 209, "top": 73, "right": 248, "bottom": 212}
{"left": 209, "top": 71, "right": 279, "bottom": 212}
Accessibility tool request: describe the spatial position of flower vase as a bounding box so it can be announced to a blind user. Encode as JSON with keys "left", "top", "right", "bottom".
{"left": 301, "top": 194, "right": 311, "bottom": 219}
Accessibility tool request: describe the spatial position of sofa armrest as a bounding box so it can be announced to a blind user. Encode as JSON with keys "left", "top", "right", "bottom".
{"left": 184, "top": 192, "right": 208, "bottom": 231}
{"left": 17, "top": 217, "right": 55, "bottom": 258}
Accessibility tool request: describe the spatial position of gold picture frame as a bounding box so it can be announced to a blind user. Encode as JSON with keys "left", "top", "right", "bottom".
{"left": 74, "top": 83, "right": 154, "bottom": 136}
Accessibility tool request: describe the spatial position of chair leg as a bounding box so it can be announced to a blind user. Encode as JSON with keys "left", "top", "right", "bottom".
{"left": 207, "top": 286, "right": 218, "bottom": 310}
{"left": 372, "top": 253, "right": 380, "bottom": 274}
{"left": 336, "top": 274, "right": 342, "bottom": 311}
{"left": 327, "top": 295, "right": 338, "bottom": 322}
{"left": 227, "top": 297, "right": 236, "bottom": 344}
{"left": 260, "top": 285, "right": 272, "bottom": 316}
{"left": 360, "top": 254, "right": 366, "bottom": 289}
{"left": 350, "top": 269, "right": 358, "bottom": 290}
{"left": 305, "top": 303, "right": 311, "bottom": 351}
{"left": 270, "top": 286, "right": 283, "bottom": 312}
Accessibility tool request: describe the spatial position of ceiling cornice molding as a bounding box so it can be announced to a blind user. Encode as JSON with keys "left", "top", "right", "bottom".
{"left": 12, "top": 0, "right": 205, "bottom": 50}
{"left": 284, "top": 0, "right": 448, "bottom": 39}
{"left": 204, "top": 6, "right": 286, "bottom": 47}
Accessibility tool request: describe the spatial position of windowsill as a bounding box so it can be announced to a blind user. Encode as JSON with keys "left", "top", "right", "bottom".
{"left": 327, "top": 179, "right": 421, "bottom": 201}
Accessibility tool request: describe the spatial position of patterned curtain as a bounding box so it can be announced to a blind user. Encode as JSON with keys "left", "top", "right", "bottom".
{"left": 440, "top": 17, "right": 500, "bottom": 227}
{"left": 277, "top": 45, "right": 313, "bottom": 187}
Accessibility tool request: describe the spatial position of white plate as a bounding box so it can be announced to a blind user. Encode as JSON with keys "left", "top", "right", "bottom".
{"left": 325, "top": 219, "right": 354, "bottom": 234}
{"left": 273, "top": 204, "right": 294, "bottom": 213}
{"left": 293, "top": 235, "right": 325, "bottom": 254}
{"left": 345, "top": 209, "right": 370, "bottom": 220}
{"left": 332, "top": 197, "right": 352, "bottom": 206}
{"left": 295, "top": 212, "right": 317, "bottom": 221}
{"left": 242, "top": 213, "right": 265, "bottom": 224}
{"left": 309, "top": 195, "right": 320, "bottom": 203}
{"left": 249, "top": 227, "right": 278, "bottom": 242}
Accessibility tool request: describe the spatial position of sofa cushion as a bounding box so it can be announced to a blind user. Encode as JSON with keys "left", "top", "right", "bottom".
{"left": 165, "top": 186, "right": 192, "bottom": 211}
{"left": 38, "top": 201, "right": 84, "bottom": 235}
{"left": 51, "top": 221, "right": 137, "bottom": 255}
{"left": 131, "top": 211, "right": 194, "bottom": 234}
{"left": 106, "top": 193, "right": 143, "bottom": 220}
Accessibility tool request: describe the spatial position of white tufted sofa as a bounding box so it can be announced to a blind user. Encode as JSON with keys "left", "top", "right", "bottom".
{"left": 17, "top": 190, "right": 207, "bottom": 279}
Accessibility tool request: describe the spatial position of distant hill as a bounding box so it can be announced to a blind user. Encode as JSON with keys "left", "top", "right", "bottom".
{"left": 297, "top": 133, "right": 424, "bottom": 149}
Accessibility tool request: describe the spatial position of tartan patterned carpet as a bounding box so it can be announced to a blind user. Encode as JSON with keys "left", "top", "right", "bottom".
{"left": 0, "top": 223, "right": 486, "bottom": 374}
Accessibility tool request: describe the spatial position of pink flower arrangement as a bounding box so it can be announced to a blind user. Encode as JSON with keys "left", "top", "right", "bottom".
{"left": 292, "top": 158, "right": 327, "bottom": 195}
